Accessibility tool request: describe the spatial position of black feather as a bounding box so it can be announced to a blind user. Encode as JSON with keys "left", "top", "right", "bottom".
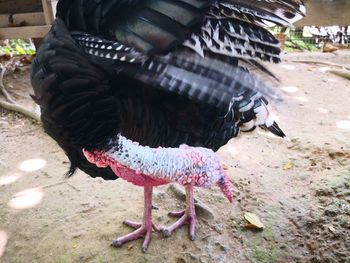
{"left": 31, "top": 0, "right": 304, "bottom": 179}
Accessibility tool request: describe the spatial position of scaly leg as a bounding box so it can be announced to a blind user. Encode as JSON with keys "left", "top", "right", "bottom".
{"left": 163, "top": 184, "right": 196, "bottom": 240}
{"left": 112, "top": 186, "right": 157, "bottom": 252}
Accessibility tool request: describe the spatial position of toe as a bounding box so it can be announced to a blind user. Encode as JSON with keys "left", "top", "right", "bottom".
{"left": 189, "top": 218, "right": 196, "bottom": 241}
{"left": 142, "top": 231, "right": 152, "bottom": 252}
{"left": 111, "top": 239, "right": 123, "bottom": 247}
{"left": 168, "top": 211, "right": 185, "bottom": 217}
{"left": 162, "top": 228, "right": 172, "bottom": 237}
{"left": 152, "top": 223, "right": 159, "bottom": 232}
{"left": 123, "top": 220, "right": 142, "bottom": 229}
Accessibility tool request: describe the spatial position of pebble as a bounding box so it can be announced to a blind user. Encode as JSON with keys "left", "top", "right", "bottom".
{"left": 215, "top": 241, "right": 229, "bottom": 252}
{"left": 201, "top": 235, "right": 210, "bottom": 241}
{"left": 176, "top": 258, "right": 186, "bottom": 263}
{"left": 199, "top": 256, "right": 210, "bottom": 263}
{"left": 181, "top": 252, "right": 199, "bottom": 261}
{"left": 213, "top": 223, "right": 224, "bottom": 234}
{"left": 324, "top": 206, "right": 338, "bottom": 217}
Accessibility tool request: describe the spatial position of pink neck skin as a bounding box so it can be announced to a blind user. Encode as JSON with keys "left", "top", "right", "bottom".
{"left": 84, "top": 150, "right": 169, "bottom": 187}
{"left": 83, "top": 134, "right": 234, "bottom": 202}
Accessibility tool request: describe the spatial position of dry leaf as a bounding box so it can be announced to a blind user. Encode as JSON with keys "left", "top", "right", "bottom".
{"left": 283, "top": 160, "right": 294, "bottom": 170}
{"left": 243, "top": 213, "right": 264, "bottom": 229}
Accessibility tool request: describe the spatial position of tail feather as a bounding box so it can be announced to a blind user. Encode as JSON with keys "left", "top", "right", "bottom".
{"left": 261, "top": 121, "right": 286, "bottom": 138}
{"left": 214, "top": 0, "right": 306, "bottom": 27}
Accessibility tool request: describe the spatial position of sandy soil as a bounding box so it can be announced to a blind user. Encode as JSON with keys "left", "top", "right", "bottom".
{"left": 0, "top": 51, "right": 349, "bottom": 263}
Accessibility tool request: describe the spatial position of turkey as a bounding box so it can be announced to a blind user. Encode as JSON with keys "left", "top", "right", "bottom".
{"left": 31, "top": 0, "right": 305, "bottom": 252}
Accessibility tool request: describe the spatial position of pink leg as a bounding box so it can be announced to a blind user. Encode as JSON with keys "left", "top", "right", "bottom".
{"left": 163, "top": 184, "right": 196, "bottom": 241}
{"left": 112, "top": 186, "right": 157, "bottom": 252}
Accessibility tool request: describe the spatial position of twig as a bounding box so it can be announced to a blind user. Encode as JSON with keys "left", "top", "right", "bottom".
{"left": 42, "top": 181, "right": 66, "bottom": 189}
{"left": 292, "top": 60, "right": 350, "bottom": 71}
{"left": 0, "top": 67, "right": 41, "bottom": 122}
{"left": 41, "top": 181, "right": 81, "bottom": 192}
{"left": 0, "top": 99, "right": 41, "bottom": 122}
{"left": 0, "top": 67, "right": 16, "bottom": 103}
{"left": 329, "top": 70, "right": 350, "bottom": 80}
{"left": 67, "top": 182, "right": 81, "bottom": 192}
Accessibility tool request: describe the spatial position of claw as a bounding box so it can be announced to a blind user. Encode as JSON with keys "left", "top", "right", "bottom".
{"left": 162, "top": 211, "right": 196, "bottom": 239}
{"left": 112, "top": 219, "right": 158, "bottom": 252}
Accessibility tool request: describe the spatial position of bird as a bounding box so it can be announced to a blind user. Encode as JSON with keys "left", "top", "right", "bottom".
{"left": 30, "top": 0, "right": 305, "bottom": 252}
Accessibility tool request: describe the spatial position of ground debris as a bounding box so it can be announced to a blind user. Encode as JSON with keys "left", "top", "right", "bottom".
{"left": 242, "top": 212, "right": 264, "bottom": 229}
{"left": 283, "top": 160, "right": 295, "bottom": 170}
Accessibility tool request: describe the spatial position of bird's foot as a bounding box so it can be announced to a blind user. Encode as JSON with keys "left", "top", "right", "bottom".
{"left": 111, "top": 220, "right": 158, "bottom": 252}
{"left": 162, "top": 210, "right": 196, "bottom": 241}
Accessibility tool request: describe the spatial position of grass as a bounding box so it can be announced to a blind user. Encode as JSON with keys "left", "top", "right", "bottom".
{"left": 247, "top": 222, "right": 288, "bottom": 263}
{"left": 0, "top": 39, "right": 35, "bottom": 56}
{"left": 284, "top": 38, "right": 320, "bottom": 52}
{"left": 271, "top": 26, "right": 321, "bottom": 52}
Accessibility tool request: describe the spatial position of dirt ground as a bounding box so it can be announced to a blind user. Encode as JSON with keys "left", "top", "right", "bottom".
{"left": 0, "top": 51, "right": 349, "bottom": 263}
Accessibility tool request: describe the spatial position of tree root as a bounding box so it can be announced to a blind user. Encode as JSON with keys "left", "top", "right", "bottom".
{"left": 292, "top": 60, "right": 350, "bottom": 71}
{"left": 292, "top": 60, "right": 350, "bottom": 81}
{"left": 0, "top": 99, "right": 40, "bottom": 122}
{"left": 328, "top": 70, "right": 350, "bottom": 80}
{"left": 0, "top": 67, "right": 41, "bottom": 122}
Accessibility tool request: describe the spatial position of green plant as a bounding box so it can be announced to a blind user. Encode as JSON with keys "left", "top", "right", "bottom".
{"left": 0, "top": 39, "right": 36, "bottom": 56}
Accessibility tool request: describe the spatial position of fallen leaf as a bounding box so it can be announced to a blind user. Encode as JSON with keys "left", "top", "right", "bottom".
{"left": 283, "top": 160, "right": 294, "bottom": 170}
{"left": 243, "top": 213, "right": 264, "bottom": 229}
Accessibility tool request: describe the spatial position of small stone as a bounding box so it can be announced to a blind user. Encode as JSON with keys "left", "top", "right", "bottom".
{"left": 181, "top": 252, "right": 199, "bottom": 261}
{"left": 328, "top": 226, "right": 336, "bottom": 234}
{"left": 201, "top": 235, "right": 211, "bottom": 241}
{"left": 215, "top": 241, "right": 229, "bottom": 252}
{"left": 213, "top": 255, "right": 226, "bottom": 262}
{"left": 213, "top": 223, "right": 224, "bottom": 234}
{"left": 72, "top": 233, "right": 82, "bottom": 239}
{"left": 199, "top": 256, "right": 210, "bottom": 263}
{"left": 189, "top": 254, "right": 199, "bottom": 261}
{"left": 324, "top": 207, "right": 338, "bottom": 217}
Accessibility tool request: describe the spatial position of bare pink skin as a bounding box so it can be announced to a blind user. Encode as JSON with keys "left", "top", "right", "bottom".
{"left": 163, "top": 184, "right": 197, "bottom": 240}
{"left": 83, "top": 144, "right": 233, "bottom": 251}
{"left": 83, "top": 150, "right": 169, "bottom": 187}
{"left": 84, "top": 151, "right": 167, "bottom": 251}
{"left": 112, "top": 186, "right": 157, "bottom": 252}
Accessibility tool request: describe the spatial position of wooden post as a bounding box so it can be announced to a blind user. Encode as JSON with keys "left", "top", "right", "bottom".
{"left": 41, "top": 0, "right": 54, "bottom": 25}
{"left": 33, "top": 0, "right": 56, "bottom": 49}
